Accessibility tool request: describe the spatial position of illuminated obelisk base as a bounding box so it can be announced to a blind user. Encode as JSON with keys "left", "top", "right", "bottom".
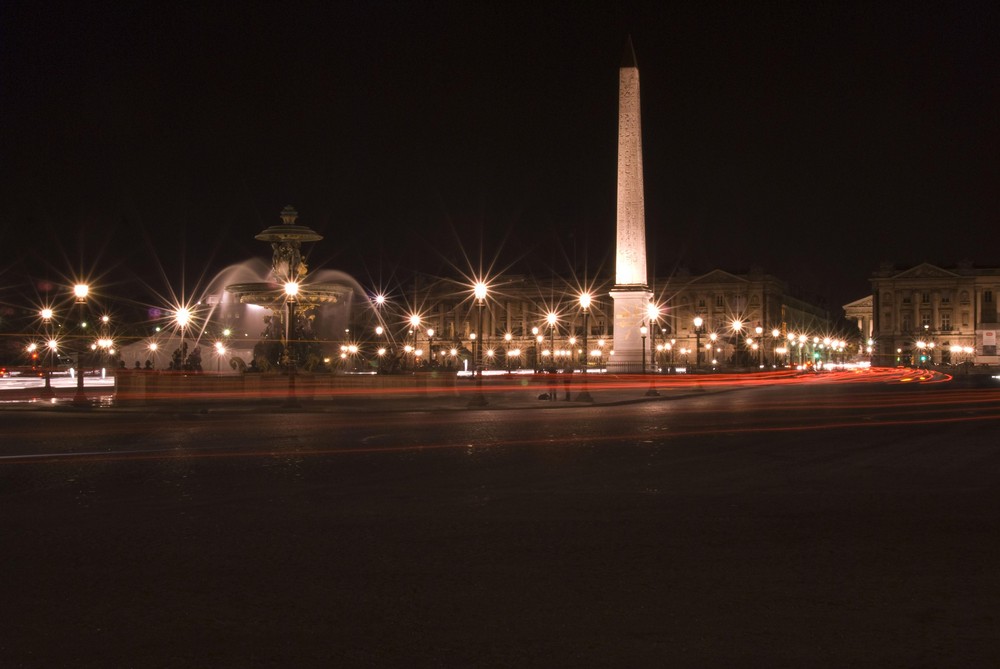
{"left": 609, "top": 287, "right": 653, "bottom": 373}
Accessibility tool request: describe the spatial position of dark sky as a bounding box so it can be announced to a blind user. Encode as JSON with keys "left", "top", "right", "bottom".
{"left": 2, "top": 1, "right": 998, "bottom": 313}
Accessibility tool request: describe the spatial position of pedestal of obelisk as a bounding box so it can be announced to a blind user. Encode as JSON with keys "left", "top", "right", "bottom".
{"left": 609, "top": 37, "right": 652, "bottom": 373}
{"left": 610, "top": 287, "right": 653, "bottom": 372}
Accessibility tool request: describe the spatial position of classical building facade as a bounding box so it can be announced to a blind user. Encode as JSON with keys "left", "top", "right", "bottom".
{"left": 842, "top": 295, "right": 874, "bottom": 343}
{"left": 868, "top": 262, "right": 1000, "bottom": 366}
{"left": 381, "top": 268, "right": 832, "bottom": 370}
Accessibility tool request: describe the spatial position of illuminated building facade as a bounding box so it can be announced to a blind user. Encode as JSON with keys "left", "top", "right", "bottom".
{"left": 869, "top": 262, "right": 1000, "bottom": 366}
{"left": 392, "top": 268, "right": 830, "bottom": 370}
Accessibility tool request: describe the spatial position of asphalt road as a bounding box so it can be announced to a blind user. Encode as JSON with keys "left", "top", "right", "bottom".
{"left": 2, "top": 377, "right": 1000, "bottom": 667}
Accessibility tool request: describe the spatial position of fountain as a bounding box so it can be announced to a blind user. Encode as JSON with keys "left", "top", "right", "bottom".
{"left": 114, "top": 205, "right": 458, "bottom": 406}
{"left": 224, "top": 206, "right": 354, "bottom": 370}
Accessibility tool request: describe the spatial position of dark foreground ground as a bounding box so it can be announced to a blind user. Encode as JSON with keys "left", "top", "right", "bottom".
{"left": 2, "top": 376, "right": 1000, "bottom": 667}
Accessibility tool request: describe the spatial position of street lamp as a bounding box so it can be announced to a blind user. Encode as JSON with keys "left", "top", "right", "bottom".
{"left": 469, "top": 281, "right": 488, "bottom": 407}
{"left": 72, "top": 284, "right": 90, "bottom": 407}
{"left": 577, "top": 292, "right": 593, "bottom": 402}
{"left": 731, "top": 319, "right": 744, "bottom": 367}
{"left": 647, "top": 303, "right": 660, "bottom": 373}
{"left": 283, "top": 280, "right": 299, "bottom": 407}
{"left": 427, "top": 328, "right": 435, "bottom": 367}
{"left": 175, "top": 306, "right": 191, "bottom": 371}
{"left": 374, "top": 325, "right": 385, "bottom": 373}
{"left": 214, "top": 341, "right": 226, "bottom": 372}
{"left": 531, "top": 326, "right": 541, "bottom": 370}
{"left": 547, "top": 312, "right": 558, "bottom": 370}
{"left": 504, "top": 332, "right": 513, "bottom": 373}
{"left": 408, "top": 314, "right": 421, "bottom": 368}
{"left": 641, "top": 320, "right": 659, "bottom": 396}
{"left": 755, "top": 324, "right": 764, "bottom": 368}
{"left": 640, "top": 324, "right": 648, "bottom": 373}
{"left": 38, "top": 308, "right": 56, "bottom": 399}
{"left": 693, "top": 316, "right": 704, "bottom": 369}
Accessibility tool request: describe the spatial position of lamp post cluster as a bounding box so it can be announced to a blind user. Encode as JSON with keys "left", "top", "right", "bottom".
{"left": 783, "top": 332, "right": 851, "bottom": 368}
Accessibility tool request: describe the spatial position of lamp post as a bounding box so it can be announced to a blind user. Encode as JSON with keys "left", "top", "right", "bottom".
{"left": 375, "top": 326, "right": 385, "bottom": 373}
{"left": 693, "top": 316, "right": 704, "bottom": 370}
{"left": 640, "top": 324, "right": 648, "bottom": 374}
{"left": 531, "top": 327, "right": 540, "bottom": 370}
{"left": 507, "top": 347, "right": 521, "bottom": 371}
{"left": 577, "top": 292, "right": 593, "bottom": 402}
{"left": 175, "top": 306, "right": 191, "bottom": 371}
{"left": 731, "top": 319, "right": 743, "bottom": 367}
{"left": 645, "top": 303, "right": 659, "bottom": 374}
{"left": 427, "top": 328, "right": 435, "bottom": 368}
{"left": 771, "top": 328, "right": 780, "bottom": 368}
{"left": 39, "top": 308, "right": 55, "bottom": 399}
{"left": 283, "top": 280, "right": 299, "bottom": 408}
{"left": 504, "top": 332, "right": 513, "bottom": 373}
{"left": 72, "top": 284, "right": 90, "bottom": 407}
{"left": 547, "top": 312, "right": 557, "bottom": 369}
{"left": 409, "top": 314, "right": 421, "bottom": 369}
{"left": 755, "top": 324, "right": 764, "bottom": 368}
{"left": 469, "top": 282, "right": 488, "bottom": 407}
{"left": 643, "top": 318, "right": 659, "bottom": 396}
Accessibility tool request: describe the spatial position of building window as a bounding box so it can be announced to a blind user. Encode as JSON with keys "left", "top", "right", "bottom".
{"left": 940, "top": 313, "right": 951, "bottom": 330}
{"left": 921, "top": 314, "right": 931, "bottom": 329}
{"left": 902, "top": 295, "right": 911, "bottom": 304}
{"left": 962, "top": 312, "right": 969, "bottom": 327}
{"left": 902, "top": 315, "right": 911, "bottom": 332}
{"left": 698, "top": 299, "right": 706, "bottom": 308}
{"left": 750, "top": 295, "right": 759, "bottom": 305}
{"left": 921, "top": 292, "right": 930, "bottom": 304}
{"left": 961, "top": 291, "right": 970, "bottom": 303}
{"left": 715, "top": 295, "right": 724, "bottom": 307}
{"left": 941, "top": 292, "right": 950, "bottom": 304}
{"left": 986, "top": 290, "right": 994, "bottom": 303}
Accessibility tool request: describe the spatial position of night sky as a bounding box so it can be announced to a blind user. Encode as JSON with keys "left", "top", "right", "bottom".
{"left": 2, "top": 1, "right": 998, "bottom": 314}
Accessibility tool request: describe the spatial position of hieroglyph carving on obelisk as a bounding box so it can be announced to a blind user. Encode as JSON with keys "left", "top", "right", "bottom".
{"left": 610, "top": 37, "right": 653, "bottom": 371}
{"left": 615, "top": 44, "right": 647, "bottom": 287}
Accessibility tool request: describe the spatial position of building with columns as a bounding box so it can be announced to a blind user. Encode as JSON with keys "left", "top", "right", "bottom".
{"left": 652, "top": 268, "right": 830, "bottom": 347}
{"left": 868, "top": 261, "right": 1000, "bottom": 366}
{"left": 843, "top": 295, "right": 874, "bottom": 344}
{"left": 384, "top": 268, "right": 831, "bottom": 370}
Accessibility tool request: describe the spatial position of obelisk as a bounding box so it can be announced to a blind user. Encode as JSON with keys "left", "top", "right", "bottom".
{"left": 609, "top": 37, "right": 652, "bottom": 372}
